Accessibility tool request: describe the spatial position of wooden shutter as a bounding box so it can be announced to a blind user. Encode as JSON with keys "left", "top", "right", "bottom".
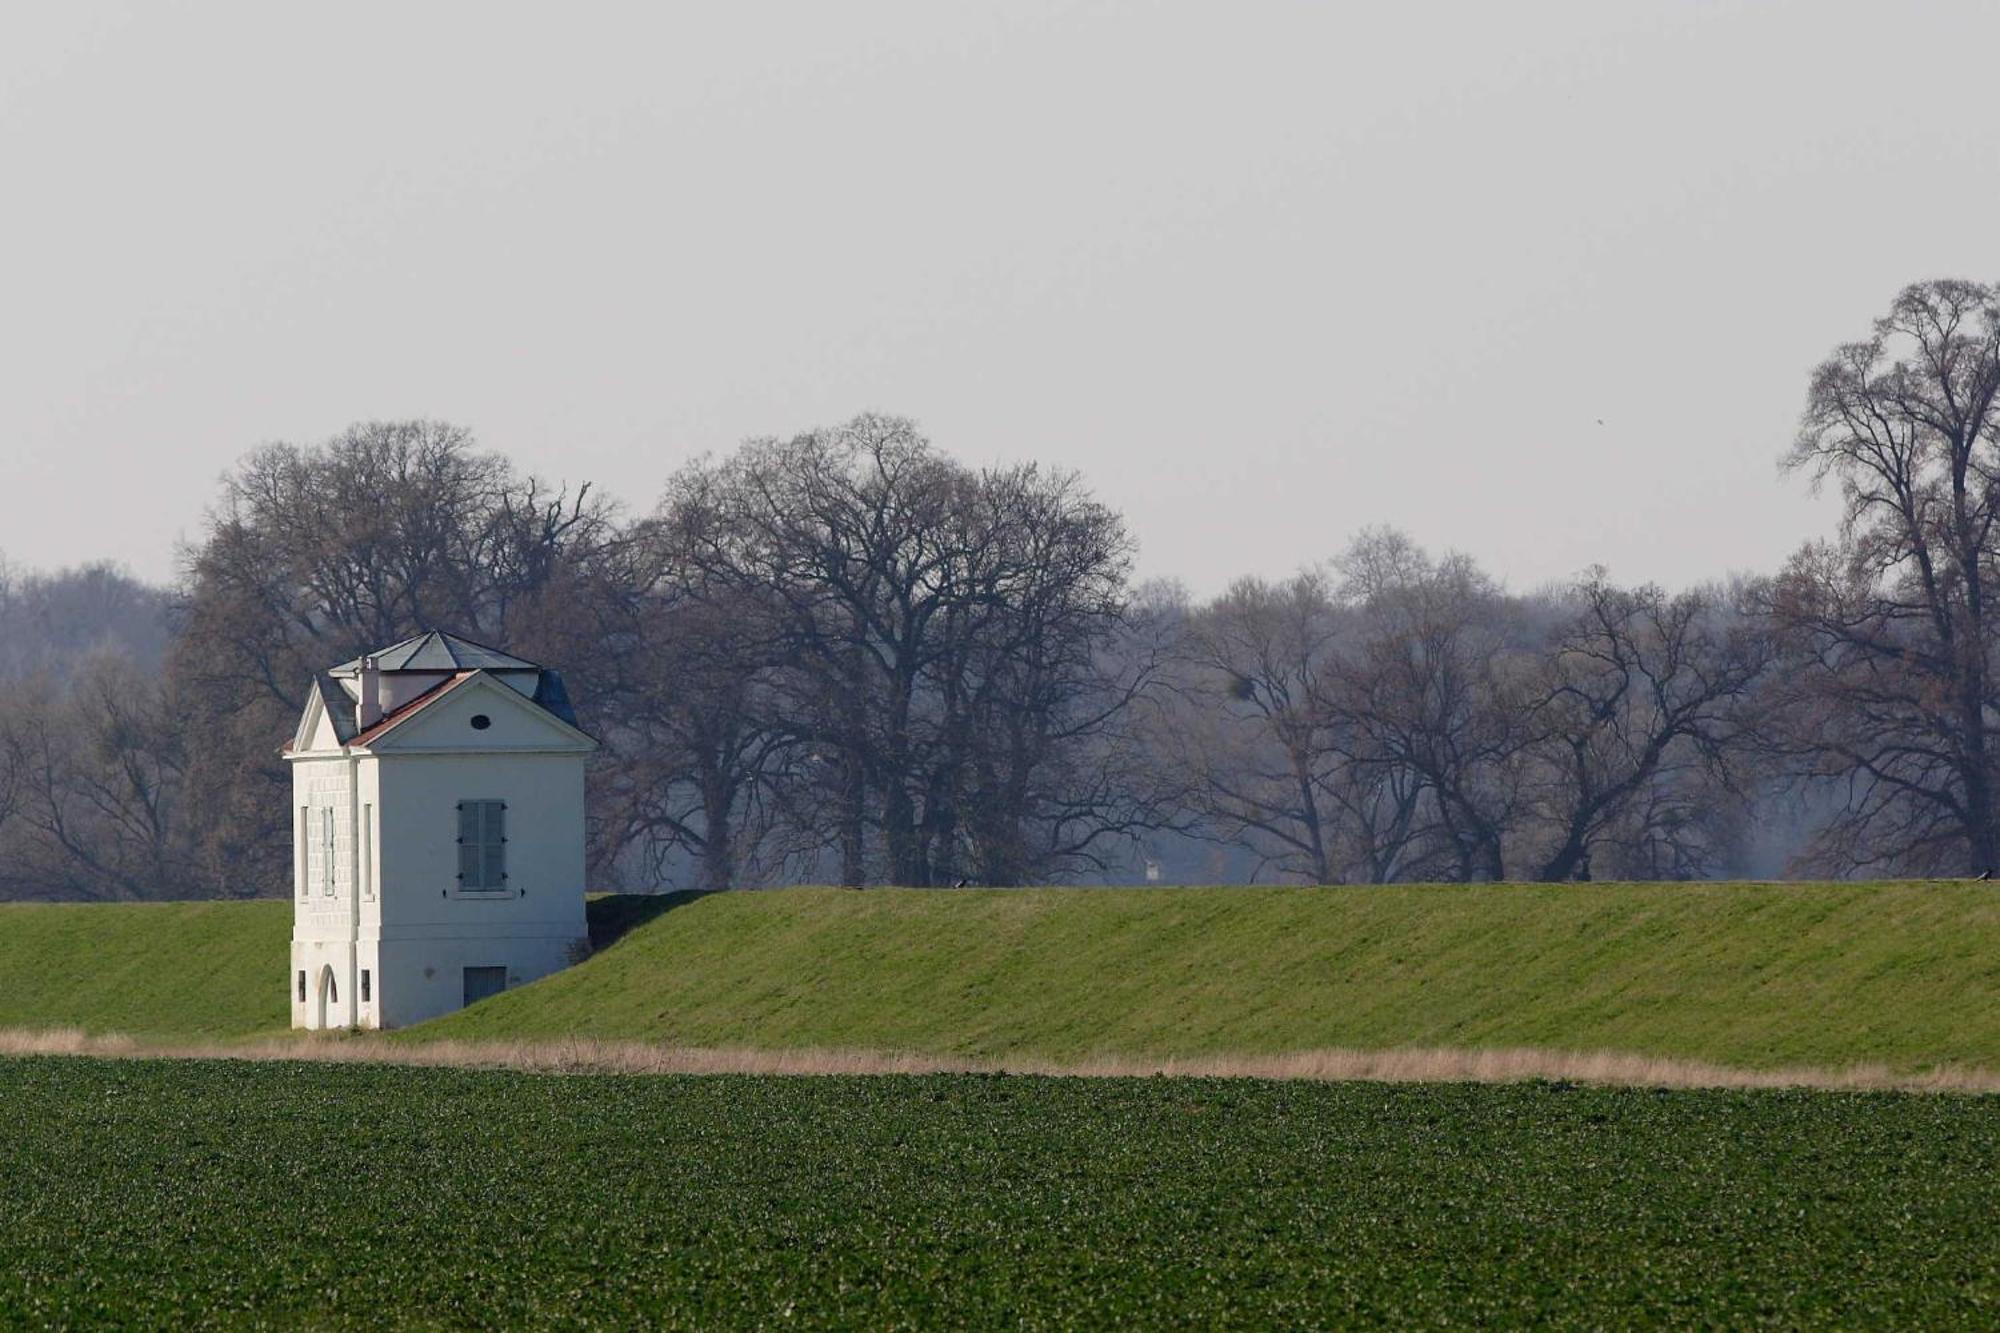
{"left": 482, "top": 802, "right": 507, "bottom": 887}
{"left": 457, "top": 801, "right": 481, "bottom": 885}
{"left": 455, "top": 801, "right": 508, "bottom": 889}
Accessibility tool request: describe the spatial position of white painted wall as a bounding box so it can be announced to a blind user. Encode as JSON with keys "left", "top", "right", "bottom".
{"left": 289, "top": 752, "right": 368, "bottom": 1030}
{"left": 371, "top": 750, "right": 588, "bottom": 1027}
{"left": 289, "top": 668, "right": 591, "bottom": 1031}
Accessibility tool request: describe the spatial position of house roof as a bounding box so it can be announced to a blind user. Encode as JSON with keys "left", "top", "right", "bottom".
{"left": 286, "top": 629, "right": 591, "bottom": 755}
{"left": 331, "top": 630, "right": 539, "bottom": 676}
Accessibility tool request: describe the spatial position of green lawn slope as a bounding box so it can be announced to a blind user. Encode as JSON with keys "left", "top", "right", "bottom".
{"left": 0, "top": 900, "right": 290, "bottom": 1039}
{"left": 8, "top": 883, "right": 2000, "bottom": 1073}
{"left": 412, "top": 882, "right": 2000, "bottom": 1074}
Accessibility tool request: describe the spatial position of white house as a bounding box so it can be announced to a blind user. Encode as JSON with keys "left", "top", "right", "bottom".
{"left": 284, "top": 631, "right": 596, "bottom": 1030}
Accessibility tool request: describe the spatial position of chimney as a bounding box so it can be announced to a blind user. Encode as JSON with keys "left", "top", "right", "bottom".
{"left": 357, "top": 656, "right": 383, "bottom": 731}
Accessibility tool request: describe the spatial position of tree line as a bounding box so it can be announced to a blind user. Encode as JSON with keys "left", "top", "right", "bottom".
{"left": 3, "top": 279, "right": 1999, "bottom": 898}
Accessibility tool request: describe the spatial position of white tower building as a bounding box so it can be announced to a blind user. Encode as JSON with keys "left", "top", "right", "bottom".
{"left": 284, "top": 631, "right": 596, "bottom": 1030}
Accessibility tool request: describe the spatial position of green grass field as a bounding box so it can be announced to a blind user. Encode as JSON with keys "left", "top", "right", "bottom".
{"left": 8, "top": 882, "right": 2000, "bottom": 1073}
{"left": 422, "top": 882, "right": 2000, "bottom": 1074}
{"left": 0, "top": 899, "right": 289, "bottom": 1039}
{"left": 6, "top": 1055, "right": 1999, "bottom": 1327}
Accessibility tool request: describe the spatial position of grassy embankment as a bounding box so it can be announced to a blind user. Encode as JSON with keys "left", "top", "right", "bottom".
{"left": 6, "top": 882, "right": 1999, "bottom": 1074}
{"left": 0, "top": 899, "right": 290, "bottom": 1039}
{"left": 8, "top": 1056, "right": 2000, "bottom": 1326}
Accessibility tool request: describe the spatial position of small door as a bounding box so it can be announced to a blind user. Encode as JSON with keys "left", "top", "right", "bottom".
{"left": 463, "top": 966, "right": 508, "bottom": 1007}
{"left": 317, "top": 965, "right": 338, "bottom": 1029}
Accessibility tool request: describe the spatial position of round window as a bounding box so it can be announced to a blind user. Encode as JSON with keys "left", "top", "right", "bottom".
{"left": 470, "top": 714, "right": 492, "bottom": 731}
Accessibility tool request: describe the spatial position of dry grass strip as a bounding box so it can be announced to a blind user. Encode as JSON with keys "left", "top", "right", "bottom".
{"left": 5, "top": 1027, "right": 2000, "bottom": 1094}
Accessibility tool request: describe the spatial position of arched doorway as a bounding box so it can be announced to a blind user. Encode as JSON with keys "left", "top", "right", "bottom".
{"left": 317, "top": 965, "right": 339, "bottom": 1029}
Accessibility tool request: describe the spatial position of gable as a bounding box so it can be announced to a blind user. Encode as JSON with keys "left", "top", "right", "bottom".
{"left": 290, "top": 679, "right": 354, "bottom": 755}
{"left": 304, "top": 701, "right": 346, "bottom": 753}
{"left": 360, "top": 671, "right": 595, "bottom": 755}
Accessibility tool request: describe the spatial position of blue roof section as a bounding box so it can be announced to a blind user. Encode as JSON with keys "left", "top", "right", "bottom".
{"left": 332, "top": 631, "right": 540, "bottom": 676}
{"left": 531, "top": 669, "right": 580, "bottom": 728}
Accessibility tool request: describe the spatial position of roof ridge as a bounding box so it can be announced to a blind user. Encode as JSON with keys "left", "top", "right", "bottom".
{"left": 430, "top": 629, "right": 526, "bottom": 660}
{"left": 331, "top": 629, "right": 540, "bottom": 676}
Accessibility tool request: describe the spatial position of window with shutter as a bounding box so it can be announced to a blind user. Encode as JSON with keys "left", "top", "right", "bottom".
{"left": 455, "top": 800, "right": 509, "bottom": 890}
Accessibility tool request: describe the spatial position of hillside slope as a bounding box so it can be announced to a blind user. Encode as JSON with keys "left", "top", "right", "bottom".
{"left": 8, "top": 883, "right": 1999, "bottom": 1073}
{"left": 410, "top": 883, "right": 2000, "bottom": 1073}
{"left": 0, "top": 900, "right": 290, "bottom": 1039}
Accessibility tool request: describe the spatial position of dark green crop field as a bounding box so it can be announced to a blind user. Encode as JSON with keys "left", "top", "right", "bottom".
{"left": 6, "top": 1058, "right": 2000, "bottom": 1328}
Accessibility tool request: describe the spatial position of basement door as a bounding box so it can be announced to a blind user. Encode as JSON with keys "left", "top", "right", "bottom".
{"left": 463, "top": 966, "right": 508, "bottom": 1007}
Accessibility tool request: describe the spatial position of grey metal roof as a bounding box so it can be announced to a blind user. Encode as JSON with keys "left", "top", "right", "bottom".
{"left": 332, "top": 631, "right": 540, "bottom": 676}
{"left": 296, "top": 632, "right": 591, "bottom": 752}
{"left": 313, "top": 673, "right": 358, "bottom": 743}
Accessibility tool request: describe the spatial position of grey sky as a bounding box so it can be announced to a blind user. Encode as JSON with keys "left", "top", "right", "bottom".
{"left": 2, "top": 2, "right": 1991, "bottom": 596}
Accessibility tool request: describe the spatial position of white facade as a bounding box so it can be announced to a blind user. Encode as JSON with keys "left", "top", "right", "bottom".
{"left": 285, "top": 633, "right": 595, "bottom": 1030}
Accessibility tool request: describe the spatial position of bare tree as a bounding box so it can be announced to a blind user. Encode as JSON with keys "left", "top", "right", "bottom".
{"left": 0, "top": 403, "right": 1851, "bottom": 897}
{"left": 660, "top": 415, "right": 1142, "bottom": 887}
{"left": 1771, "top": 279, "right": 2000, "bottom": 875}
{"left": 0, "top": 560, "right": 170, "bottom": 680}
{"left": 173, "top": 420, "right": 619, "bottom": 892}
{"left": 594, "top": 553, "right": 800, "bottom": 892}
{"left": 945, "top": 462, "right": 1146, "bottom": 884}
{"left": 1166, "top": 571, "right": 1353, "bottom": 883}
{"left": 1521, "top": 574, "right": 1768, "bottom": 881}
{"left": 1333, "top": 531, "right": 1530, "bottom": 881}
{"left": 0, "top": 658, "right": 191, "bottom": 900}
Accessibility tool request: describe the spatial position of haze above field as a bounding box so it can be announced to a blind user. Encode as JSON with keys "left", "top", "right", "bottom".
{"left": 6, "top": 2, "right": 1995, "bottom": 592}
